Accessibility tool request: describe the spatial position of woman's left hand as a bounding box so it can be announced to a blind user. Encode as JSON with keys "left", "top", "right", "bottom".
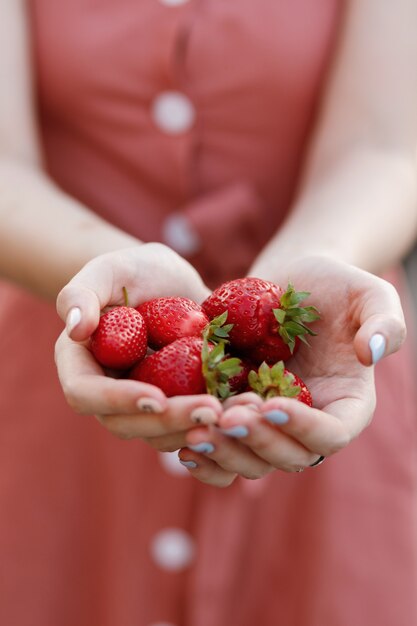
{"left": 178, "top": 257, "right": 407, "bottom": 486}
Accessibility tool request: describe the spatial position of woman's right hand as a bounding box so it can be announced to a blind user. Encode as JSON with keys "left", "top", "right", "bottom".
{"left": 55, "top": 243, "right": 223, "bottom": 449}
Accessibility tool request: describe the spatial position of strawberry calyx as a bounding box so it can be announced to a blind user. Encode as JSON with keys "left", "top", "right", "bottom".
{"left": 203, "top": 311, "right": 234, "bottom": 344}
{"left": 273, "top": 283, "right": 320, "bottom": 353}
{"left": 248, "top": 361, "right": 301, "bottom": 400}
{"left": 201, "top": 313, "right": 243, "bottom": 400}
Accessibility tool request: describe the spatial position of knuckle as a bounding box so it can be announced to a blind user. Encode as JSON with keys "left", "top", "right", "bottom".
{"left": 241, "top": 469, "right": 265, "bottom": 481}
{"left": 98, "top": 416, "right": 135, "bottom": 440}
{"left": 157, "top": 441, "right": 181, "bottom": 453}
{"left": 216, "top": 474, "right": 237, "bottom": 488}
{"left": 62, "top": 380, "right": 87, "bottom": 415}
{"left": 101, "top": 386, "right": 119, "bottom": 408}
{"left": 392, "top": 316, "right": 407, "bottom": 346}
{"left": 327, "top": 430, "right": 351, "bottom": 455}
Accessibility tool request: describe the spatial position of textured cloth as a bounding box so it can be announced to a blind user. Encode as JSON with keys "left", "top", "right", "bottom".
{"left": 1, "top": 2, "right": 417, "bottom": 625}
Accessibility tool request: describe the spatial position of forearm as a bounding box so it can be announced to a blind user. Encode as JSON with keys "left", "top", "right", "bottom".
{"left": 0, "top": 159, "right": 140, "bottom": 299}
{"left": 251, "top": 146, "right": 417, "bottom": 278}
{"left": 252, "top": 0, "right": 417, "bottom": 279}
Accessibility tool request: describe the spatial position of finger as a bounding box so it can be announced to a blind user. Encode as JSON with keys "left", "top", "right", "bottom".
{"left": 96, "top": 395, "right": 222, "bottom": 439}
{"left": 354, "top": 277, "right": 406, "bottom": 366}
{"left": 55, "top": 330, "right": 168, "bottom": 415}
{"left": 258, "top": 397, "right": 356, "bottom": 457}
{"left": 56, "top": 255, "right": 125, "bottom": 341}
{"left": 56, "top": 245, "right": 211, "bottom": 341}
{"left": 222, "top": 391, "right": 263, "bottom": 412}
{"left": 219, "top": 405, "right": 318, "bottom": 472}
{"left": 178, "top": 449, "right": 237, "bottom": 488}
{"left": 185, "top": 424, "right": 273, "bottom": 480}
{"left": 143, "top": 432, "right": 189, "bottom": 452}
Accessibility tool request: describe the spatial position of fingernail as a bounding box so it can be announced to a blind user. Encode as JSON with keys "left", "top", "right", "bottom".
{"left": 66, "top": 307, "right": 82, "bottom": 335}
{"left": 179, "top": 460, "right": 198, "bottom": 469}
{"left": 190, "top": 407, "right": 218, "bottom": 425}
{"left": 221, "top": 425, "right": 249, "bottom": 438}
{"left": 137, "top": 397, "right": 164, "bottom": 414}
{"left": 264, "top": 410, "right": 289, "bottom": 424}
{"left": 245, "top": 403, "right": 261, "bottom": 412}
{"left": 188, "top": 442, "right": 215, "bottom": 454}
{"left": 369, "top": 333, "right": 386, "bottom": 364}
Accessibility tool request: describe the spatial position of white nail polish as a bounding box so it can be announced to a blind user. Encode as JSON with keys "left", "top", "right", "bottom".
{"left": 66, "top": 307, "right": 82, "bottom": 335}
{"left": 369, "top": 333, "right": 386, "bottom": 364}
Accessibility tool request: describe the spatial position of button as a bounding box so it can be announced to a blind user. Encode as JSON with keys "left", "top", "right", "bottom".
{"left": 152, "top": 91, "right": 195, "bottom": 135}
{"left": 151, "top": 528, "right": 195, "bottom": 571}
{"left": 159, "top": 451, "right": 190, "bottom": 476}
{"left": 159, "top": 0, "right": 190, "bottom": 5}
{"left": 162, "top": 213, "right": 201, "bottom": 256}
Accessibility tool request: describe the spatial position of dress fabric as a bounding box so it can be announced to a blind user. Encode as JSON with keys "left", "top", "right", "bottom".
{"left": 1, "top": 1, "right": 417, "bottom": 625}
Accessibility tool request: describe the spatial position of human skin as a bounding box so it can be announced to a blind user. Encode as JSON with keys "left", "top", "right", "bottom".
{"left": 1, "top": 0, "right": 417, "bottom": 484}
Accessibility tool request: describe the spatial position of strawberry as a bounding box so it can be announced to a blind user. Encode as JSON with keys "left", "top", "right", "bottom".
{"left": 202, "top": 278, "right": 319, "bottom": 362}
{"left": 130, "top": 337, "right": 206, "bottom": 397}
{"left": 137, "top": 297, "right": 209, "bottom": 350}
{"left": 228, "top": 358, "right": 254, "bottom": 394}
{"left": 248, "top": 361, "right": 312, "bottom": 406}
{"left": 90, "top": 306, "right": 147, "bottom": 370}
{"left": 130, "top": 322, "right": 242, "bottom": 399}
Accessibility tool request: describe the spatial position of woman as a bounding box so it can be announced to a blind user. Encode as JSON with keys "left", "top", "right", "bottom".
{"left": 0, "top": 1, "right": 417, "bottom": 625}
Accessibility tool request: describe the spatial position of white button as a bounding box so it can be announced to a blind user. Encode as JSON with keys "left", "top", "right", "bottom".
{"left": 162, "top": 213, "right": 201, "bottom": 256}
{"left": 159, "top": 451, "right": 190, "bottom": 476}
{"left": 159, "top": 0, "right": 190, "bottom": 5}
{"left": 151, "top": 528, "right": 195, "bottom": 571}
{"left": 152, "top": 91, "right": 195, "bottom": 135}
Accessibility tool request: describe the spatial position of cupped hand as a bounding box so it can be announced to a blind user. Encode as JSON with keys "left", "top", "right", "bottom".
{"left": 55, "top": 243, "right": 222, "bottom": 448}
{"left": 178, "top": 257, "right": 406, "bottom": 486}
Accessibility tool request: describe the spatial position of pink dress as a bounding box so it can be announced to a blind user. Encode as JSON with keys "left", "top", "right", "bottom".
{"left": 1, "top": 1, "right": 416, "bottom": 624}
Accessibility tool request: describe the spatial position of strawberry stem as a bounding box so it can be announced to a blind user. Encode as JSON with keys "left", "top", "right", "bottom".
{"left": 273, "top": 283, "right": 320, "bottom": 353}
{"left": 248, "top": 361, "right": 301, "bottom": 400}
{"left": 122, "top": 287, "right": 129, "bottom": 307}
{"left": 201, "top": 312, "right": 242, "bottom": 400}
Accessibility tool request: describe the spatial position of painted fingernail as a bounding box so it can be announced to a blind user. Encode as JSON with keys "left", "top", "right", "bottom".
{"left": 179, "top": 460, "right": 198, "bottom": 469}
{"left": 137, "top": 397, "right": 164, "bottom": 414}
{"left": 221, "top": 425, "right": 249, "bottom": 438}
{"left": 369, "top": 333, "right": 386, "bottom": 364}
{"left": 190, "top": 407, "right": 218, "bottom": 425}
{"left": 188, "top": 442, "right": 215, "bottom": 454}
{"left": 66, "top": 307, "right": 82, "bottom": 335}
{"left": 264, "top": 410, "right": 289, "bottom": 424}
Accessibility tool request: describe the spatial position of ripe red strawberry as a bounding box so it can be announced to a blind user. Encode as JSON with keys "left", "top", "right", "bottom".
{"left": 248, "top": 361, "right": 312, "bottom": 406}
{"left": 202, "top": 278, "right": 319, "bottom": 362}
{"left": 130, "top": 333, "right": 243, "bottom": 399}
{"left": 90, "top": 306, "right": 147, "bottom": 370}
{"left": 228, "top": 358, "right": 254, "bottom": 394}
{"left": 130, "top": 337, "right": 206, "bottom": 397}
{"left": 137, "top": 297, "right": 209, "bottom": 350}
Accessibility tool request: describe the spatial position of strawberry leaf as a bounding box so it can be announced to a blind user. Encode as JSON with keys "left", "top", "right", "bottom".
{"left": 272, "top": 283, "right": 320, "bottom": 349}
{"left": 273, "top": 309, "right": 286, "bottom": 324}
{"left": 203, "top": 311, "right": 234, "bottom": 345}
{"left": 201, "top": 315, "right": 242, "bottom": 400}
{"left": 248, "top": 360, "right": 302, "bottom": 400}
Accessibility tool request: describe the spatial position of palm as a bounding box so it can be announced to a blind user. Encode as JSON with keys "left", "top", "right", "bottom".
{"left": 272, "top": 258, "right": 376, "bottom": 428}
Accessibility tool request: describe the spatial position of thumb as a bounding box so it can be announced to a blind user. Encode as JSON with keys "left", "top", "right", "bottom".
{"left": 56, "top": 252, "right": 124, "bottom": 341}
{"left": 353, "top": 278, "right": 407, "bottom": 366}
{"left": 56, "top": 285, "right": 106, "bottom": 343}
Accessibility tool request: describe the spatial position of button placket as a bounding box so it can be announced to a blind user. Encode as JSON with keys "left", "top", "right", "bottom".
{"left": 151, "top": 527, "right": 195, "bottom": 571}
{"left": 159, "top": 0, "right": 190, "bottom": 6}
{"left": 152, "top": 91, "right": 196, "bottom": 135}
